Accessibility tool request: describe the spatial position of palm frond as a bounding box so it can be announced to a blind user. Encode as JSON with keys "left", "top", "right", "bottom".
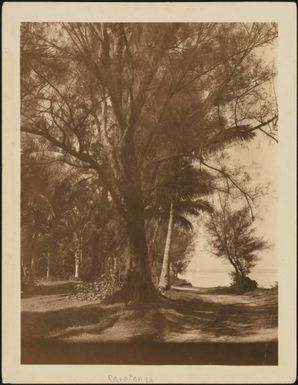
{"left": 211, "top": 125, "right": 256, "bottom": 145}
{"left": 175, "top": 215, "right": 194, "bottom": 231}
{"left": 177, "top": 198, "right": 213, "bottom": 215}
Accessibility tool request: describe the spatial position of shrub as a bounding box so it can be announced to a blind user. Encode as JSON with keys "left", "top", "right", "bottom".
{"left": 230, "top": 272, "right": 258, "bottom": 294}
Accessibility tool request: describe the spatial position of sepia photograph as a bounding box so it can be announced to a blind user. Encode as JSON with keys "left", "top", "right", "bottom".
{"left": 20, "top": 20, "right": 279, "bottom": 365}
{"left": 2, "top": 2, "right": 296, "bottom": 383}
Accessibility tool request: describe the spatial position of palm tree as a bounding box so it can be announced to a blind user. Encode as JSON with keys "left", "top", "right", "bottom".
{"left": 21, "top": 149, "right": 57, "bottom": 291}
{"left": 54, "top": 177, "right": 97, "bottom": 280}
{"left": 156, "top": 160, "right": 214, "bottom": 291}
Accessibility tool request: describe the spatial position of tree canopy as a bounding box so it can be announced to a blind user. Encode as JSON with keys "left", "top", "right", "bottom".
{"left": 21, "top": 22, "right": 278, "bottom": 302}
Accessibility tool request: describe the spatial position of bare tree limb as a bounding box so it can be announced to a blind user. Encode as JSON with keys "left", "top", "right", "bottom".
{"left": 200, "top": 159, "right": 255, "bottom": 220}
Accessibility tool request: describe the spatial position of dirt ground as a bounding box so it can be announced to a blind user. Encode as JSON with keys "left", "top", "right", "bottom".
{"left": 22, "top": 280, "right": 278, "bottom": 344}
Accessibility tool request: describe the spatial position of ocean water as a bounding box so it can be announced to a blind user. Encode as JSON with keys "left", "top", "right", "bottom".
{"left": 182, "top": 269, "right": 278, "bottom": 288}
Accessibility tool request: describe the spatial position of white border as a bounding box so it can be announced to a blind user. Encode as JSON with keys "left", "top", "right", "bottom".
{"left": 2, "top": 2, "right": 297, "bottom": 383}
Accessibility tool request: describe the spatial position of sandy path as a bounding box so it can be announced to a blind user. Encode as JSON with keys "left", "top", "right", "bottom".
{"left": 22, "top": 282, "right": 278, "bottom": 344}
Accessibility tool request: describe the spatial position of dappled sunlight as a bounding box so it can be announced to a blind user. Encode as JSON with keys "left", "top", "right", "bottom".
{"left": 22, "top": 283, "right": 277, "bottom": 344}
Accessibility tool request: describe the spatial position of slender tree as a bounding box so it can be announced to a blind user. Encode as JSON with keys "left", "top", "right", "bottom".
{"left": 171, "top": 226, "right": 193, "bottom": 281}
{"left": 21, "top": 146, "right": 58, "bottom": 290}
{"left": 156, "top": 161, "right": 213, "bottom": 291}
{"left": 206, "top": 200, "right": 269, "bottom": 292}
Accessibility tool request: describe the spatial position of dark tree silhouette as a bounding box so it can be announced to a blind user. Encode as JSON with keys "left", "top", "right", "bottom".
{"left": 206, "top": 199, "right": 269, "bottom": 292}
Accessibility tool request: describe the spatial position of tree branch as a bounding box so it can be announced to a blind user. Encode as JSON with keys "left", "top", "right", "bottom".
{"left": 201, "top": 160, "right": 255, "bottom": 220}
{"left": 208, "top": 115, "right": 278, "bottom": 145}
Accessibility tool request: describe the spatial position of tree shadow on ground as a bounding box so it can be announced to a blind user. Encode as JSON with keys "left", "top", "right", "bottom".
{"left": 162, "top": 288, "right": 278, "bottom": 341}
{"left": 21, "top": 282, "right": 278, "bottom": 364}
{"left": 21, "top": 291, "right": 278, "bottom": 365}
{"left": 21, "top": 302, "right": 123, "bottom": 341}
{"left": 22, "top": 287, "right": 277, "bottom": 344}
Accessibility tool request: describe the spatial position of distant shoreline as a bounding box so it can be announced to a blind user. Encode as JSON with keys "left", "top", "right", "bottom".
{"left": 182, "top": 269, "right": 277, "bottom": 288}
{"left": 185, "top": 269, "right": 277, "bottom": 273}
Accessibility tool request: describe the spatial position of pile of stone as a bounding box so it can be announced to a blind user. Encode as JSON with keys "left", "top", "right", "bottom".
{"left": 69, "top": 273, "right": 121, "bottom": 302}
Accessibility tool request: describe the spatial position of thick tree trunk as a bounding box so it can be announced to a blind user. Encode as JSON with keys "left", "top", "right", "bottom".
{"left": 158, "top": 200, "right": 174, "bottom": 291}
{"left": 104, "top": 132, "right": 161, "bottom": 304}
{"left": 108, "top": 186, "right": 158, "bottom": 300}
{"left": 107, "top": 215, "right": 159, "bottom": 304}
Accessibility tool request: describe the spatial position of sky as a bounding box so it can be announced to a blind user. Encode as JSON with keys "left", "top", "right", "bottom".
{"left": 182, "top": 39, "right": 278, "bottom": 288}
{"left": 183, "top": 133, "right": 278, "bottom": 287}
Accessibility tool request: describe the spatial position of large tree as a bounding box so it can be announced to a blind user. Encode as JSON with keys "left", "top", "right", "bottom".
{"left": 21, "top": 22, "right": 278, "bottom": 302}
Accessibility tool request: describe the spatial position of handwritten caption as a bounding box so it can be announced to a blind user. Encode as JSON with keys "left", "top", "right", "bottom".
{"left": 108, "top": 374, "right": 153, "bottom": 383}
